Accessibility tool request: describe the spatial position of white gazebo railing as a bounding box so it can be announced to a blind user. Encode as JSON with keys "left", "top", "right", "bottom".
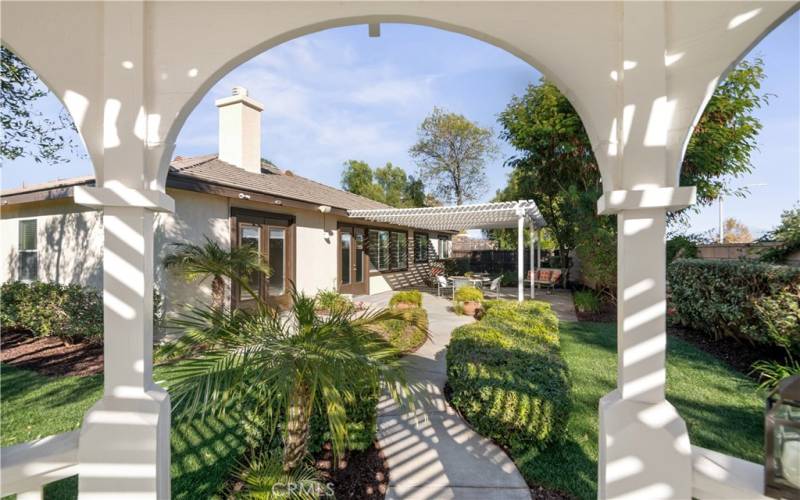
{"left": 0, "top": 431, "right": 80, "bottom": 499}
{"left": 349, "top": 200, "right": 547, "bottom": 301}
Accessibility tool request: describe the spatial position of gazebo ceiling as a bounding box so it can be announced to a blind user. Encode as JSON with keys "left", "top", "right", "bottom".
{"left": 347, "top": 200, "right": 546, "bottom": 232}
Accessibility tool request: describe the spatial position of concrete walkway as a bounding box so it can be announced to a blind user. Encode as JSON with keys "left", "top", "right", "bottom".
{"left": 357, "top": 292, "right": 531, "bottom": 500}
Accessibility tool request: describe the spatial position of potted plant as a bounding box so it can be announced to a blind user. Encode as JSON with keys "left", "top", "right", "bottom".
{"left": 389, "top": 290, "right": 423, "bottom": 310}
{"left": 454, "top": 286, "right": 484, "bottom": 316}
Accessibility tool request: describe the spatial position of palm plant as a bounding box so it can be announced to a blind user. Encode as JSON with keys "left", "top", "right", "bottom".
{"left": 163, "top": 236, "right": 269, "bottom": 309}
{"left": 160, "top": 288, "right": 417, "bottom": 471}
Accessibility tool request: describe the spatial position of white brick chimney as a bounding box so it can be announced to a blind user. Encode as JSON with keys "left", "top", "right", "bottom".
{"left": 215, "top": 86, "right": 264, "bottom": 173}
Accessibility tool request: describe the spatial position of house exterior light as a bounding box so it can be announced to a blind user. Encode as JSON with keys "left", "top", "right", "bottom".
{"left": 765, "top": 375, "right": 800, "bottom": 498}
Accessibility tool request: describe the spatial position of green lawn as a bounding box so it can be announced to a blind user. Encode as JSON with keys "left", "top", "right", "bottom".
{"left": 0, "top": 364, "right": 247, "bottom": 499}
{"left": 1, "top": 321, "right": 765, "bottom": 500}
{"left": 512, "top": 321, "right": 764, "bottom": 499}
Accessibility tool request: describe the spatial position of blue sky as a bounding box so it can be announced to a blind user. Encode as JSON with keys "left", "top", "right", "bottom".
{"left": 3, "top": 16, "right": 798, "bottom": 236}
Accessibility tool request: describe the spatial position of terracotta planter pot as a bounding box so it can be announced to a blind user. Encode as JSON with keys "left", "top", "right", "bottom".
{"left": 461, "top": 301, "right": 480, "bottom": 316}
{"left": 394, "top": 302, "right": 416, "bottom": 311}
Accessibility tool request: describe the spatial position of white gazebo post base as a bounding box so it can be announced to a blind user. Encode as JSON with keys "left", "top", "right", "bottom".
{"left": 598, "top": 391, "right": 692, "bottom": 499}
{"left": 75, "top": 192, "right": 174, "bottom": 499}
{"left": 78, "top": 390, "right": 171, "bottom": 498}
{"left": 597, "top": 188, "right": 696, "bottom": 499}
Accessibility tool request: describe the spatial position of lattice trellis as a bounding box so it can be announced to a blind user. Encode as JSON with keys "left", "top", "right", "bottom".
{"left": 348, "top": 200, "right": 545, "bottom": 232}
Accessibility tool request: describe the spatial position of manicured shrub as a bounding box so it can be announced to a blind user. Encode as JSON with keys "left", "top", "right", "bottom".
{"left": 376, "top": 307, "right": 429, "bottom": 352}
{"left": 573, "top": 290, "right": 601, "bottom": 313}
{"left": 0, "top": 281, "right": 103, "bottom": 342}
{"left": 454, "top": 286, "right": 483, "bottom": 303}
{"left": 447, "top": 300, "right": 570, "bottom": 454}
{"left": 388, "top": 290, "right": 422, "bottom": 308}
{"left": 668, "top": 259, "right": 800, "bottom": 352}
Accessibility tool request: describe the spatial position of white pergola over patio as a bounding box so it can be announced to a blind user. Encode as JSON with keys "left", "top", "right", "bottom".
{"left": 349, "top": 200, "right": 547, "bottom": 302}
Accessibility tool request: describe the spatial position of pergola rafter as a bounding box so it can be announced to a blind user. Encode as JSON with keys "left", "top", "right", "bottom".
{"left": 349, "top": 200, "right": 546, "bottom": 302}
{"left": 348, "top": 200, "right": 546, "bottom": 232}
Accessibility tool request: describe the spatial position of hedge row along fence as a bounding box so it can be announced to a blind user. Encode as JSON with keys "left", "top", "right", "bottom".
{"left": 446, "top": 300, "right": 570, "bottom": 454}
{"left": 1, "top": 281, "right": 103, "bottom": 342}
{"left": 668, "top": 259, "right": 800, "bottom": 353}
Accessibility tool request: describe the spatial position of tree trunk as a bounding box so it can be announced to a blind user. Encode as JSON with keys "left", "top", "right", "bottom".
{"left": 283, "top": 381, "right": 311, "bottom": 471}
{"left": 211, "top": 275, "right": 225, "bottom": 310}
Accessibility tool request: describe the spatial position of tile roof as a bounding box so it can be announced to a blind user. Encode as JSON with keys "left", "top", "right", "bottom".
{"left": 1, "top": 156, "right": 389, "bottom": 211}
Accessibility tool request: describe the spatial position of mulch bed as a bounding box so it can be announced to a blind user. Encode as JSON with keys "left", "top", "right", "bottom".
{"left": 0, "top": 329, "right": 103, "bottom": 377}
{"left": 315, "top": 441, "right": 389, "bottom": 499}
{"left": 668, "top": 325, "right": 787, "bottom": 378}
{"left": 575, "top": 306, "right": 616, "bottom": 323}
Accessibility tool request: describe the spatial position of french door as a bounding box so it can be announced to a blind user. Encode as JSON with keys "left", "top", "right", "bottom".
{"left": 231, "top": 208, "right": 294, "bottom": 308}
{"left": 339, "top": 226, "right": 368, "bottom": 295}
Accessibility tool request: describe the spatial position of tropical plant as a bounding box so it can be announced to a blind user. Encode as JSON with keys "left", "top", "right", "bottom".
{"left": 235, "top": 449, "right": 329, "bottom": 499}
{"left": 163, "top": 235, "right": 270, "bottom": 310}
{"left": 454, "top": 286, "right": 483, "bottom": 303}
{"left": 573, "top": 290, "right": 601, "bottom": 314}
{"left": 160, "top": 288, "right": 417, "bottom": 471}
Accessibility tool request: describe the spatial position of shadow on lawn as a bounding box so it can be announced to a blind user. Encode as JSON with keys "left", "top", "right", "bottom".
{"left": 0, "top": 367, "right": 102, "bottom": 405}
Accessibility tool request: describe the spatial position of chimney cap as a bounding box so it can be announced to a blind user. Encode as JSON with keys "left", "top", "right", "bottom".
{"left": 214, "top": 87, "right": 264, "bottom": 111}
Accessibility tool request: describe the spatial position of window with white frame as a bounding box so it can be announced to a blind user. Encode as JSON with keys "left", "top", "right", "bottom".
{"left": 18, "top": 219, "right": 38, "bottom": 281}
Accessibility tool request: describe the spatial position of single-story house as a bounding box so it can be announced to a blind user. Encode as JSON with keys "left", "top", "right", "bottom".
{"left": 0, "top": 87, "right": 453, "bottom": 318}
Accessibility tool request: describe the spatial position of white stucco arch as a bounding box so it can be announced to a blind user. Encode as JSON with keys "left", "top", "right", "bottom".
{"left": 156, "top": 14, "right": 605, "bottom": 190}
{"left": 672, "top": 3, "right": 800, "bottom": 187}
{"left": 2, "top": 2, "right": 799, "bottom": 498}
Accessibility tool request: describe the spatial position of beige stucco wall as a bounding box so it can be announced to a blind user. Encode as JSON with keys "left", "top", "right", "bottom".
{"left": 0, "top": 199, "right": 104, "bottom": 289}
{"left": 1, "top": 189, "right": 451, "bottom": 316}
{"left": 154, "top": 189, "right": 231, "bottom": 320}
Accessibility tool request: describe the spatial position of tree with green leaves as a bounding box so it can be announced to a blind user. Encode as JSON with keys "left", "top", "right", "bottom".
{"left": 410, "top": 107, "right": 499, "bottom": 205}
{"left": 341, "top": 160, "right": 383, "bottom": 201}
{"left": 761, "top": 207, "right": 800, "bottom": 264}
{"left": 404, "top": 175, "right": 426, "bottom": 208}
{"left": 1, "top": 46, "right": 84, "bottom": 164}
{"left": 163, "top": 236, "right": 270, "bottom": 310}
{"left": 374, "top": 162, "right": 407, "bottom": 207}
{"left": 341, "top": 160, "right": 426, "bottom": 207}
{"left": 497, "top": 59, "right": 769, "bottom": 297}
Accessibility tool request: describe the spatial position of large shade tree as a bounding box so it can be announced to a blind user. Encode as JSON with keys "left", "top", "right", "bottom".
{"left": 410, "top": 107, "right": 499, "bottom": 205}
{"left": 496, "top": 58, "right": 769, "bottom": 299}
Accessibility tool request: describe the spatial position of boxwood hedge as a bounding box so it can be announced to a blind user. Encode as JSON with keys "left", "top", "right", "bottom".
{"left": 0, "top": 281, "right": 103, "bottom": 342}
{"left": 446, "top": 300, "right": 570, "bottom": 454}
{"left": 668, "top": 259, "right": 800, "bottom": 352}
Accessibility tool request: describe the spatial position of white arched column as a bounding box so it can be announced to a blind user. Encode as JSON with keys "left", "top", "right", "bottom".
{"left": 596, "top": 3, "right": 698, "bottom": 498}
{"left": 71, "top": 2, "right": 173, "bottom": 498}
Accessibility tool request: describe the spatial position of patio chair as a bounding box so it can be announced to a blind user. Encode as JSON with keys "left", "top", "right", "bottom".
{"left": 488, "top": 276, "right": 502, "bottom": 299}
{"left": 436, "top": 275, "right": 453, "bottom": 297}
